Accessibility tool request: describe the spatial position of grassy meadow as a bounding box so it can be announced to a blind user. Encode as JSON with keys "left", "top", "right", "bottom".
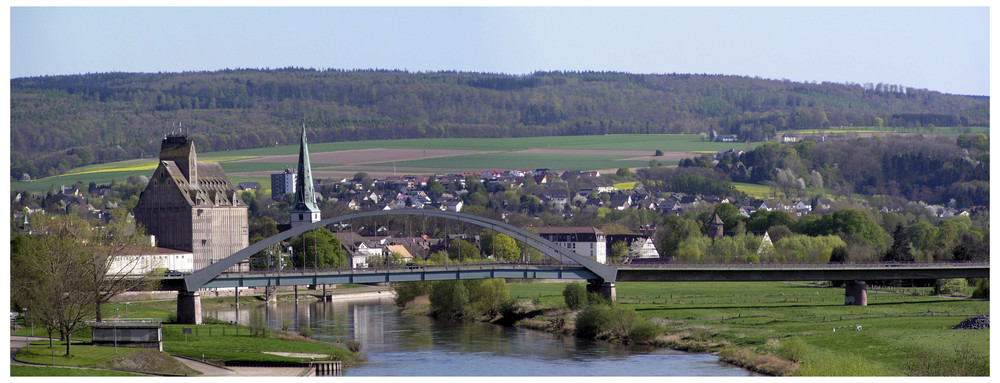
{"left": 508, "top": 280, "right": 989, "bottom": 376}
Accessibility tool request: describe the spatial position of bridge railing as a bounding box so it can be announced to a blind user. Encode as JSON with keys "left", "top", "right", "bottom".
{"left": 617, "top": 261, "right": 989, "bottom": 269}
{"left": 219, "top": 262, "right": 571, "bottom": 277}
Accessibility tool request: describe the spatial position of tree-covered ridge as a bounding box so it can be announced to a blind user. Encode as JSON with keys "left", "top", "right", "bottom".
{"left": 670, "top": 134, "right": 989, "bottom": 209}
{"left": 11, "top": 68, "right": 988, "bottom": 179}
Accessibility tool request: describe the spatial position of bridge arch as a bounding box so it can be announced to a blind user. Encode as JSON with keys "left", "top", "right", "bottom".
{"left": 183, "top": 209, "right": 618, "bottom": 291}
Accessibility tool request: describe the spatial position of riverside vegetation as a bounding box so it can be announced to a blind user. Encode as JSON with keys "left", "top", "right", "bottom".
{"left": 391, "top": 279, "right": 989, "bottom": 376}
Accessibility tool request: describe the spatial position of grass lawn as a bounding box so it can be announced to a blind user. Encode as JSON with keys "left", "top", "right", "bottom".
{"left": 162, "top": 324, "right": 355, "bottom": 366}
{"left": 16, "top": 340, "right": 144, "bottom": 367}
{"left": 507, "top": 280, "right": 989, "bottom": 376}
{"left": 11, "top": 365, "right": 144, "bottom": 377}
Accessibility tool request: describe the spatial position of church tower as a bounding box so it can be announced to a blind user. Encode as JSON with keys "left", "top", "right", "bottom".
{"left": 709, "top": 213, "right": 725, "bottom": 240}
{"left": 290, "top": 124, "right": 321, "bottom": 228}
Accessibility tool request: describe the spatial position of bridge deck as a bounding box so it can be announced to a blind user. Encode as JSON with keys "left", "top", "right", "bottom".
{"left": 199, "top": 264, "right": 598, "bottom": 289}
{"left": 160, "top": 262, "right": 989, "bottom": 290}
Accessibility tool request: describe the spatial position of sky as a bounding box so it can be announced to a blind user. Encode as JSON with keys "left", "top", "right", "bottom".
{"left": 7, "top": 5, "right": 992, "bottom": 96}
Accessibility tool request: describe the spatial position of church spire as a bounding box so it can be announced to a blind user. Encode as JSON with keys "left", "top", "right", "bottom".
{"left": 291, "top": 122, "right": 320, "bottom": 227}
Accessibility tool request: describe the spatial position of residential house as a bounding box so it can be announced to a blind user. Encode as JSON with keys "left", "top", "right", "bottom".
{"left": 533, "top": 227, "right": 607, "bottom": 264}
{"left": 237, "top": 182, "right": 261, "bottom": 191}
{"left": 441, "top": 199, "right": 464, "bottom": 212}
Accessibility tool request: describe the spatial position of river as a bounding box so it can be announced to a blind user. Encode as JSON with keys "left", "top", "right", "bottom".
{"left": 203, "top": 296, "right": 753, "bottom": 376}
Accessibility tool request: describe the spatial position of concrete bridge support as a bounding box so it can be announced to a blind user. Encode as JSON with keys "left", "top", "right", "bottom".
{"left": 265, "top": 286, "right": 278, "bottom": 302}
{"left": 587, "top": 280, "right": 617, "bottom": 302}
{"left": 844, "top": 281, "right": 867, "bottom": 306}
{"left": 177, "top": 291, "right": 203, "bottom": 324}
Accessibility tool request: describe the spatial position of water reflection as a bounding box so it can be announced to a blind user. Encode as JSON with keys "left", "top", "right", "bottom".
{"left": 203, "top": 296, "right": 753, "bottom": 376}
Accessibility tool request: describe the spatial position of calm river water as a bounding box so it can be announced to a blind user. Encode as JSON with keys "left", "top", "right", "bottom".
{"left": 203, "top": 296, "right": 753, "bottom": 376}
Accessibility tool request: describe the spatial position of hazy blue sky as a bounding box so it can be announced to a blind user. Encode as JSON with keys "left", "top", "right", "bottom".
{"left": 9, "top": 6, "right": 990, "bottom": 95}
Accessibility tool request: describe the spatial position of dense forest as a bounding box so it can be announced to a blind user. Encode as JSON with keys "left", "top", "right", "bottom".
{"left": 10, "top": 68, "right": 989, "bottom": 179}
{"left": 661, "top": 134, "right": 989, "bottom": 209}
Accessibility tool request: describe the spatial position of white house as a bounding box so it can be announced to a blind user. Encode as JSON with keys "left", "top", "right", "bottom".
{"left": 534, "top": 227, "right": 607, "bottom": 264}
{"left": 107, "top": 246, "right": 194, "bottom": 275}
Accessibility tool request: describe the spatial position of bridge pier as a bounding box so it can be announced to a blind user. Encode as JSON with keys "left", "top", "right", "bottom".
{"left": 844, "top": 280, "right": 867, "bottom": 306}
{"left": 177, "top": 291, "right": 203, "bottom": 324}
{"left": 265, "top": 286, "right": 278, "bottom": 302}
{"left": 587, "top": 280, "right": 616, "bottom": 302}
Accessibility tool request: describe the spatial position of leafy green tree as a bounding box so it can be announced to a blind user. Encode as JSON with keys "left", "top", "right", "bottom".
{"left": 447, "top": 238, "right": 479, "bottom": 262}
{"left": 426, "top": 178, "right": 446, "bottom": 194}
{"left": 291, "top": 228, "right": 346, "bottom": 268}
{"left": 563, "top": 283, "right": 588, "bottom": 310}
{"left": 429, "top": 280, "right": 469, "bottom": 318}
{"left": 658, "top": 215, "right": 705, "bottom": 257}
{"left": 465, "top": 279, "right": 511, "bottom": 318}
{"left": 427, "top": 250, "right": 449, "bottom": 264}
{"left": 774, "top": 234, "right": 846, "bottom": 263}
{"left": 713, "top": 202, "right": 743, "bottom": 232}
{"left": 391, "top": 281, "right": 433, "bottom": 307}
{"left": 489, "top": 232, "right": 520, "bottom": 262}
{"left": 609, "top": 240, "right": 628, "bottom": 263}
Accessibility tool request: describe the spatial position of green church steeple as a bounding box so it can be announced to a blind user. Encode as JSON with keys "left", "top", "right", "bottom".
{"left": 291, "top": 123, "right": 320, "bottom": 227}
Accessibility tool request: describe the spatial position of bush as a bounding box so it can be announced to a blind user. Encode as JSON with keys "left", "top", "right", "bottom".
{"left": 778, "top": 337, "right": 809, "bottom": 363}
{"left": 628, "top": 320, "right": 661, "bottom": 344}
{"left": 563, "top": 283, "right": 587, "bottom": 310}
{"left": 574, "top": 302, "right": 653, "bottom": 343}
{"left": 574, "top": 303, "right": 615, "bottom": 339}
{"left": 346, "top": 340, "right": 362, "bottom": 353}
{"left": 467, "top": 278, "right": 512, "bottom": 318}
{"left": 391, "top": 281, "right": 433, "bottom": 307}
{"left": 971, "top": 279, "right": 989, "bottom": 299}
{"left": 248, "top": 308, "right": 267, "bottom": 338}
{"left": 587, "top": 292, "right": 610, "bottom": 306}
{"left": 298, "top": 327, "right": 313, "bottom": 338}
{"left": 934, "top": 278, "right": 968, "bottom": 297}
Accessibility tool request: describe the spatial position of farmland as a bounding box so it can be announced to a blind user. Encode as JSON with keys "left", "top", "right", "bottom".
{"left": 12, "top": 134, "right": 749, "bottom": 193}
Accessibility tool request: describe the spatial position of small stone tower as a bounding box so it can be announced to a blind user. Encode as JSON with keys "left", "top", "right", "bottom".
{"left": 290, "top": 124, "right": 321, "bottom": 228}
{"left": 709, "top": 213, "right": 725, "bottom": 239}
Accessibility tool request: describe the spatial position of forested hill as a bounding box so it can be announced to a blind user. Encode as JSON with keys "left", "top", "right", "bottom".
{"left": 10, "top": 68, "right": 989, "bottom": 179}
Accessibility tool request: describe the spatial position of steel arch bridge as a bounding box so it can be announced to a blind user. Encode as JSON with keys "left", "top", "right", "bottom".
{"left": 181, "top": 209, "right": 618, "bottom": 292}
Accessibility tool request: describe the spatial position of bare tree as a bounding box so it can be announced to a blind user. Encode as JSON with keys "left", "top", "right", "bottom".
{"left": 12, "top": 216, "right": 96, "bottom": 357}
{"left": 81, "top": 208, "right": 155, "bottom": 322}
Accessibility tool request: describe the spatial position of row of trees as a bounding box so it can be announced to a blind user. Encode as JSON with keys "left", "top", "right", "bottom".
{"left": 11, "top": 211, "right": 154, "bottom": 356}
{"left": 12, "top": 69, "right": 988, "bottom": 179}
{"left": 654, "top": 201, "right": 988, "bottom": 264}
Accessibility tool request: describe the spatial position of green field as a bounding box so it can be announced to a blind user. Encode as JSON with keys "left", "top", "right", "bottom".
{"left": 508, "top": 281, "right": 989, "bottom": 376}
{"left": 733, "top": 182, "right": 772, "bottom": 199}
{"left": 207, "top": 134, "right": 760, "bottom": 157}
{"left": 371, "top": 152, "right": 652, "bottom": 172}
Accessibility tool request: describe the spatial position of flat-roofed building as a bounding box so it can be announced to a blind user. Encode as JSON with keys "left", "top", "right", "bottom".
{"left": 533, "top": 226, "right": 607, "bottom": 264}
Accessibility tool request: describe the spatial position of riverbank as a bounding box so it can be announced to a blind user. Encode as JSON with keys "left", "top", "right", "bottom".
{"left": 505, "top": 281, "right": 989, "bottom": 376}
